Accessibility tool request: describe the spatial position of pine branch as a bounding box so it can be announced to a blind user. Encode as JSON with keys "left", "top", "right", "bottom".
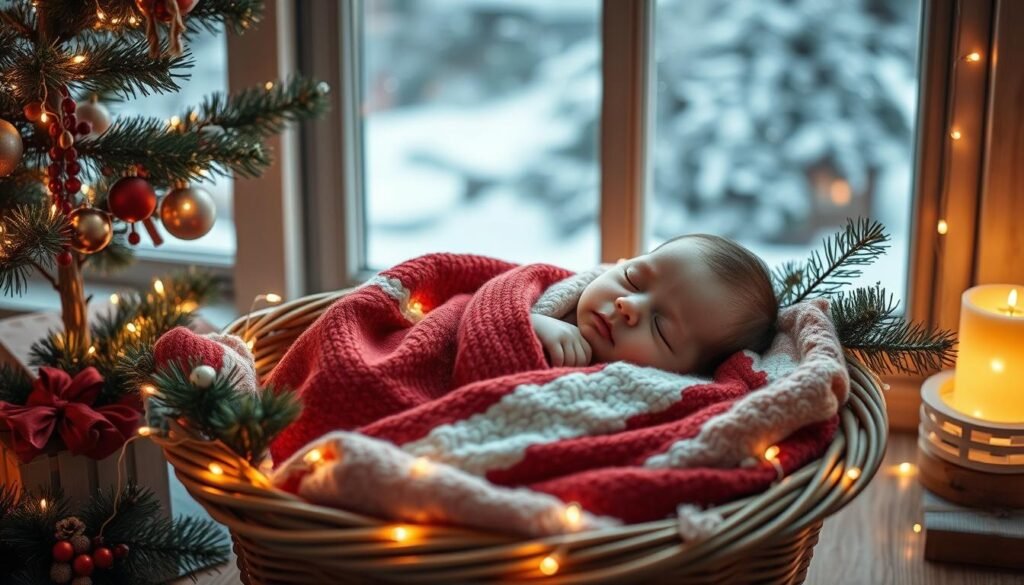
{"left": 81, "top": 232, "right": 134, "bottom": 274}
{"left": 0, "top": 204, "right": 68, "bottom": 296}
{"left": 187, "top": 0, "right": 264, "bottom": 35}
{"left": 0, "top": 169, "right": 47, "bottom": 210}
{"left": 831, "top": 285, "right": 957, "bottom": 375}
{"left": 67, "top": 36, "right": 194, "bottom": 98}
{"left": 75, "top": 116, "right": 270, "bottom": 185}
{"left": 152, "top": 361, "right": 302, "bottom": 465}
{"left": 774, "top": 217, "right": 890, "bottom": 306}
{"left": 45, "top": 0, "right": 262, "bottom": 40}
{"left": 0, "top": 363, "right": 32, "bottom": 405}
{"left": 184, "top": 76, "right": 330, "bottom": 137}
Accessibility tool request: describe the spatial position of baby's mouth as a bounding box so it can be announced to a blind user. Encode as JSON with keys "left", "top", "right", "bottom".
{"left": 592, "top": 311, "right": 614, "bottom": 345}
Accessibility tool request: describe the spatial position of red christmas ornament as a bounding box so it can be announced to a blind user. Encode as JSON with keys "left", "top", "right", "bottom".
{"left": 57, "top": 250, "right": 73, "bottom": 266}
{"left": 136, "top": 0, "right": 197, "bottom": 22}
{"left": 127, "top": 231, "right": 141, "bottom": 246}
{"left": 108, "top": 177, "right": 156, "bottom": 222}
{"left": 52, "top": 540, "right": 75, "bottom": 563}
{"left": 112, "top": 544, "right": 129, "bottom": 559}
{"left": 72, "top": 554, "right": 94, "bottom": 577}
{"left": 92, "top": 547, "right": 113, "bottom": 569}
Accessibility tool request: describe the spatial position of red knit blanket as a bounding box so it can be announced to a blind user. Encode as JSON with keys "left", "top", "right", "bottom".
{"left": 265, "top": 253, "right": 849, "bottom": 536}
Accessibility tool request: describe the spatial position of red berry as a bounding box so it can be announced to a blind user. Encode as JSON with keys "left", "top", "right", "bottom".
{"left": 66, "top": 161, "right": 81, "bottom": 176}
{"left": 61, "top": 201, "right": 73, "bottom": 214}
{"left": 57, "top": 251, "right": 73, "bottom": 266}
{"left": 64, "top": 114, "right": 77, "bottom": 130}
{"left": 101, "top": 166, "right": 113, "bottom": 177}
{"left": 72, "top": 554, "right": 94, "bottom": 576}
{"left": 48, "top": 163, "right": 63, "bottom": 178}
{"left": 52, "top": 541, "right": 75, "bottom": 563}
{"left": 93, "top": 547, "right": 113, "bottom": 569}
{"left": 64, "top": 147, "right": 77, "bottom": 161}
{"left": 112, "top": 544, "right": 129, "bottom": 559}
{"left": 77, "top": 121, "right": 92, "bottom": 136}
{"left": 62, "top": 98, "right": 76, "bottom": 114}
{"left": 127, "top": 231, "right": 141, "bottom": 245}
{"left": 49, "top": 121, "right": 62, "bottom": 137}
{"left": 48, "top": 180, "right": 63, "bottom": 194}
{"left": 65, "top": 178, "right": 82, "bottom": 193}
{"left": 49, "top": 146, "right": 64, "bottom": 161}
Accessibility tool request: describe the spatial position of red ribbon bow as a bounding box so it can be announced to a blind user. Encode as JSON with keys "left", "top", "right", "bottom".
{"left": 0, "top": 367, "right": 141, "bottom": 464}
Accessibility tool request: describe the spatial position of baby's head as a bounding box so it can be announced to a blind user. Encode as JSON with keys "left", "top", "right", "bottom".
{"left": 577, "top": 234, "right": 777, "bottom": 374}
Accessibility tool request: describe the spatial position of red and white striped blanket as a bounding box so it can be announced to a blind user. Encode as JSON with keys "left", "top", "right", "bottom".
{"left": 266, "top": 253, "right": 849, "bottom": 537}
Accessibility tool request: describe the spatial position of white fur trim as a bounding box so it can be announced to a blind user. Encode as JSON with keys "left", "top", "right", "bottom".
{"left": 531, "top": 266, "right": 604, "bottom": 318}
{"left": 676, "top": 504, "right": 723, "bottom": 541}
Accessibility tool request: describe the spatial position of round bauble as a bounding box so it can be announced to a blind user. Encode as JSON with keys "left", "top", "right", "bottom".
{"left": 108, "top": 177, "right": 157, "bottom": 222}
{"left": 53, "top": 540, "right": 76, "bottom": 563}
{"left": 68, "top": 208, "right": 113, "bottom": 254}
{"left": 57, "top": 250, "right": 73, "bottom": 266}
{"left": 0, "top": 118, "right": 24, "bottom": 177}
{"left": 75, "top": 101, "right": 111, "bottom": 136}
{"left": 93, "top": 547, "right": 114, "bottom": 569}
{"left": 135, "top": 0, "right": 197, "bottom": 21}
{"left": 189, "top": 365, "right": 217, "bottom": 389}
{"left": 159, "top": 185, "right": 216, "bottom": 240}
{"left": 50, "top": 562, "right": 73, "bottom": 584}
{"left": 72, "top": 553, "right": 93, "bottom": 576}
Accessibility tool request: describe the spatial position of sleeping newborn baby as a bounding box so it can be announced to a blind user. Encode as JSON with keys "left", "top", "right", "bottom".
{"left": 531, "top": 234, "right": 778, "bottom": 374}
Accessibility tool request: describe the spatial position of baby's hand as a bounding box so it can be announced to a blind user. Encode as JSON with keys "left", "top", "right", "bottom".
{"left": 530, "top": 314, "right": 593, "bottom": 367}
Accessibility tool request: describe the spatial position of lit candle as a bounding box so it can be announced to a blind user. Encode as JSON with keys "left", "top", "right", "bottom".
{"left": 951, "top": 284, "right": 1024, "bottom": 422}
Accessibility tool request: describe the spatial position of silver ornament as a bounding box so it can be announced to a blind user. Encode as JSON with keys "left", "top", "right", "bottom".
{"left": 0, "top": 118, "right": 24, "bottom": 177}
{"left": 75, "top": 100, "right": 112, "bottom": 136}
{"left": 189, "top": 365, "right": 217, "bottom": 389}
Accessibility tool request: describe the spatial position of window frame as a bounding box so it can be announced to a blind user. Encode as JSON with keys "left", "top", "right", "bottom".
{"left": 295, "top": 0, "right": 1015, "bottom": 430}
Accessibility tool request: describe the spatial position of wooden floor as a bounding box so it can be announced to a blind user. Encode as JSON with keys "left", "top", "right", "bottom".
{"left": 178, "top": 433, "right": 1021, "bottom": 585}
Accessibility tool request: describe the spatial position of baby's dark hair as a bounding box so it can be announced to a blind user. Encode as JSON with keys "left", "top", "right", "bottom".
{"left": 656, "top": 234, "right": 779, "bottom": 372}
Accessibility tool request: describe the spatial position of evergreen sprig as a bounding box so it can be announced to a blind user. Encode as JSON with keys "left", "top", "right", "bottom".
{"left": 773, "top": 217, "right": 889, "bottom": 307}
{"left": 0, "top": 204, "right": 68, "bottom": 296}
{"left": 66, "top": 36, "right": 194, "bottom": 98}
{"left": 0, "top": 363, "right": 33, "bottom": 405}
{"left": 831, "top": 284, "right": 957, "bottom": 375}
{"left": 40, "top": 0, "right": 263, "bottom": 40}
{"left": 183, "top": 75, "right": 330, "bottom": 137}
{"left": 151, "top": 361, "right": 302, "bottom": 466}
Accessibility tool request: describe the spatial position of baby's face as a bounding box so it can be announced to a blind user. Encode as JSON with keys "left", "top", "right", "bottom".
{"left": 577, "top": 238, "right": 736, "bottom": 373}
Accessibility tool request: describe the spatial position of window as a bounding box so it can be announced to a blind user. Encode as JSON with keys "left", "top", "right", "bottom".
{"left": 648, "top": 0, "right": 922, "bottom": 306}
{"left": 107, "top": 27, "right": 235, "bottom": 266}
{"left": 361, "top": 0, "right": 601, "bottom": 270}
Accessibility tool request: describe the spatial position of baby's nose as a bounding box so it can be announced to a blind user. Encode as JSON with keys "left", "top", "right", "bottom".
{"left": 615, "top": 298, "right": 639, "bottom": 326}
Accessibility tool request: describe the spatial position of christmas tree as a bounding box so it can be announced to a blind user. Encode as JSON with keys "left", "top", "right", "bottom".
{"left": 0, "top": 1, "right": 326, "bottom": 581}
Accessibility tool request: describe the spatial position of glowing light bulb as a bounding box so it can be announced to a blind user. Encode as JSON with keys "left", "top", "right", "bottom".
{"left": 264, "top": 81, "right": 275, "bottom": 91}
{"left": 303, "top": 449, "right": 324, "bottom": 465}
{"left": 137, "top": 426, "right": 152, "bottom": 437}
{"left": 87, "top": 345, "right": 96, "bottom": 355}
{"left": 110, "top": 293, "right": 120, "bottom": 305}
{"left": 391, "top": 526, "right": 408, "bottom": 542}
{"left": 246, "top": 339, "right": 255, "bottom": 351}
{"left": 141, "top": 384, "right": 158, "bottom": 396}
{"left": 564, "top": 502, "right": 582, "bottom": 529}
{"left": 72, "top": 55, "right": 86, "bottom": 64}
{"left": 96, "top": 9, "right": 106, "bottom": 21}
{"left": 153, "top": 279, "right": 165, "bottom": 296}
{"left": 913, "top": 523, "right": 922, "bottom": 533}
{"left": 965, "top": 52, "right": 981, "bottom": 62}
{"left": 1009, "top": 289, "right": 1018, "bottom": 311}
{"left": 40, "top": 112, "right": 49, "bottom": 123}
{"left": 937, "top": 219, "right": 948, "bottom": 235}
{"left": 265, "top": 293, "right": 282, "bottom": 304}
{"left": 39, "top": 498, "right": 47, "bottom": 511}
{"left": 950, "top": 130, "right": 962, "bottom": 140}
{"left": 898, "top": 462, "right": 912, "bottom": 476}
{"left": 208, "top": 462, "right": 224, "bottom": 476}
{"left": 126, "top": 322, "right": 138, "bottom": 333}
{"left": 410, "top": 457, "right": 432, "bottom": 478}
{"left": 764, "top": 445, "right": 780, "bottom": 461}
{"left": 539, "top": 555, "right": 559, "bottom": 576}
{"left": 991, "top": 358, "right": 1005, "bottom": 373}
{"left": 846, "top": 467, "right": 861, "bottom": 481}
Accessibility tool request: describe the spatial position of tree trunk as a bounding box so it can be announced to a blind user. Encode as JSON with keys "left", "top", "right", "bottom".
{"left": 58, "top": 258, "right": 90, "bottom": 349}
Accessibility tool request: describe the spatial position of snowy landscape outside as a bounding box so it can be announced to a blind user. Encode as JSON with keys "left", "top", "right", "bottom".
{"left": 363, "top": 0, "right": 921, "bottom": 305}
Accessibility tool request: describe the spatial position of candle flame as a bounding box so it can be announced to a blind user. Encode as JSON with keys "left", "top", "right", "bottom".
{"left": 1009, "top": 289, "right": 1018, "bottom": 310}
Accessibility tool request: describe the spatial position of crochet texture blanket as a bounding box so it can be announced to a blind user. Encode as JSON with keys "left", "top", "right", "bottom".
{"left": 257, "top": 253, "right": 850, "bottom": 537}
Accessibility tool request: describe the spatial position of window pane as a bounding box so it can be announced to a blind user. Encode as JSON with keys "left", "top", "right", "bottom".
{"left": 363, "top": 0, "right": 601, "bottom": 270}
{"left": 649, "top": 0, "right": 922, "bottom": 305}
{"left": 107, "top": 28, "right": 235, "bottom": 264}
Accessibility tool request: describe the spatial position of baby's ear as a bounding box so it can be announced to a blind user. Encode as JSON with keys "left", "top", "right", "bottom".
{"left": 154, "top": 327, "right": 259, "bottom": 393}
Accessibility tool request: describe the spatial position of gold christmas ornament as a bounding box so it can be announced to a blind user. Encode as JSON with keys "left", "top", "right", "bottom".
{"left": 0, "top": 118, "right": 24, "bottom": 177}
{"left": 159, "top": 185, "right": 216, "bottom": 240}
{"left": 68, "top": 208, "right": 113, "bottom": 254}
{"left": 76, "top": 99, "right": 112, "bottom": 136}
{"left": 58, "top": 129, "right": 75, "bottom": 150}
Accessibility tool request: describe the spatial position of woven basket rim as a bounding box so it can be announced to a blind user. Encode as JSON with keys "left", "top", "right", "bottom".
{"left": 156, "top": 287, "right": 889, "bottom": 584}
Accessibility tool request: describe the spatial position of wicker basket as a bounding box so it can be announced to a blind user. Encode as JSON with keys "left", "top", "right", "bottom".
{"left": 153, "top": 289, "right": 888, "bottom": 584}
